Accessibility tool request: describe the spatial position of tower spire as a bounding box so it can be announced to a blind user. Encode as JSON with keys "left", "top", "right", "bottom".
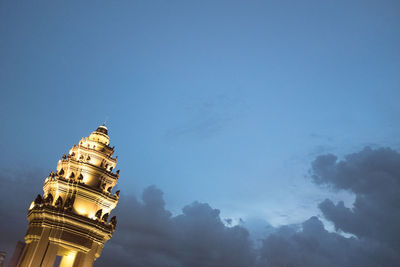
{"left": 103, "top": 116, "right": 109, "bottom": 127}
{"left": 18, "top": 126, "right": 120, "bottom": 267}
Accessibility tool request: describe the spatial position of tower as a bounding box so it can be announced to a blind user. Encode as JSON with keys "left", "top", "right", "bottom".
{"left": 18, "top": 125, "right": 120, "bottom": 267}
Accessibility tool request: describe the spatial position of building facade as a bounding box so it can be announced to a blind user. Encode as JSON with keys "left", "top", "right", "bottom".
{"left": 17, "top": 125, "right": 120, "bottom": 267}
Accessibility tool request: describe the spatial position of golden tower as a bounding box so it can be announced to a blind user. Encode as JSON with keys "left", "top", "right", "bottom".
{"left": 18, "top": 125, "right": 120, "bottom": 267}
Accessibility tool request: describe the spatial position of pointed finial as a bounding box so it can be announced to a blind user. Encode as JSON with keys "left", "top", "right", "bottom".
{"left": 103, "top": 116, "right": 109, "bottom": 127}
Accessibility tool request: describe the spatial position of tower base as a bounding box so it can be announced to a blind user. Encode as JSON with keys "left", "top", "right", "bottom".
{"left": 18, "top": 205, "right": 113, "bottom": 267}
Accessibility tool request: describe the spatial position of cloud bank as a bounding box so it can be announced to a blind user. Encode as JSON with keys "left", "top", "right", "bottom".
{"left": 312, "top": 147, "right": 400, "bottom": 250}
{"left": 1, "top": 147, "right": 400, "bottom": 266}
{"left": 256, "top": 147, "right": 400, "bottom": 267}
{"left": 97, "top": 186, "right": 255, "bottom": 267}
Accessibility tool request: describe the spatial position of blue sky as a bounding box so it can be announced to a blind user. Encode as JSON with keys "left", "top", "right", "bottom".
{"left": 1, "top": 0, "right": 399, "bottom": 227}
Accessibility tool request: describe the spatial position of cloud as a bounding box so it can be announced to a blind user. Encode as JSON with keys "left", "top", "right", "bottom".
{"left": 254, "top": 146, "right": 400, "bottom": 267}
{"left": 258, "top": 216, "right": 399, "bottom": 267}
{"left": 97, "top": 146, "right": 400, "bottom": 267}
{"left": 311, "top": 147, "right": 400, "bottom": 250}
{"left": 97, "top": 186, "right": 255, "bottom": 267}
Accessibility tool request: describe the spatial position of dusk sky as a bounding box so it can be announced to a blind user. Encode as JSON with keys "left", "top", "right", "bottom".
{"left": 1, "top": 1, "right": 400, "bottom": 266}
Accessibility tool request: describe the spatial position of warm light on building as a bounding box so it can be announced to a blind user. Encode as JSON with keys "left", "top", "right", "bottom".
{"left": 15, "top": 125, "right": 120, "bottom": 267}
{"left": 59, "top": 251, "right": 76, "bottom": 267}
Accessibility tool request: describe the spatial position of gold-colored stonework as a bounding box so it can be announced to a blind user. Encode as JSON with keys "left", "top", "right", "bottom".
{"left": 18, "top": 126, "right": 120, "bottom": 267}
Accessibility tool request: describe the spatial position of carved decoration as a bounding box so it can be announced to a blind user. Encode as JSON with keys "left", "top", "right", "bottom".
{"left": 95, "top": 209, "right": 103, "bottom": 219}
{"left": 64, "top": 197, "right": 71, "bottom": 209}
{"left": 110, "top": 216, "right": 117, "bottom": 228}
{"left": 45, "top": 194, "right": 53, "bottom": 205}
{"left": 64, "top": 195, "right": 75, "bottom": 211}
{"left": 55, "top": 196, "right": 63, "bottom": 207}
{"left": 34, "top": 194, "right": 43, "bottom": 205}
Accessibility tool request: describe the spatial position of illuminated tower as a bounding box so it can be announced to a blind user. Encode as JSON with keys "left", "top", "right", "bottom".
{"left": 18, "top": 125, "right": 120, "bottom": 267}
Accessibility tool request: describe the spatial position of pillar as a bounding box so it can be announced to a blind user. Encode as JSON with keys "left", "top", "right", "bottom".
{"left": 19, "top": 227, "right": 51, "bottom": 267}
{"left": 72, "top": 251, "right": 95, "bottom": 267}
{"left": 40, "top": 243, "right": 58, "bottom": 267}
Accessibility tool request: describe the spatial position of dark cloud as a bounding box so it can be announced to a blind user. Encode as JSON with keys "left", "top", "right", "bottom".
{"left": 254, "top": 147, "right": 400, "bottom": 267}
{"left": 97, "top": 186, "right": 255, "bottom": 267}
{"left": 311, "top": 147, "right": 400, "bottom": 250}
{"left": 258, "top": 216, "right": 399, "bottom": 267}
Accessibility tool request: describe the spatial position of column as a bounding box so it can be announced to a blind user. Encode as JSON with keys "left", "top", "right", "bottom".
{"left": 20, "top": 228, "right": 51, "bottom": 267}
{"left": 71, "top": 242, "right": 102, "bottom": 267}
{"left": 17, "top": 241, "right": 38, "bottom": 267}
{"left": 40, "top": 242, "right": 58, "bottom": 267}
